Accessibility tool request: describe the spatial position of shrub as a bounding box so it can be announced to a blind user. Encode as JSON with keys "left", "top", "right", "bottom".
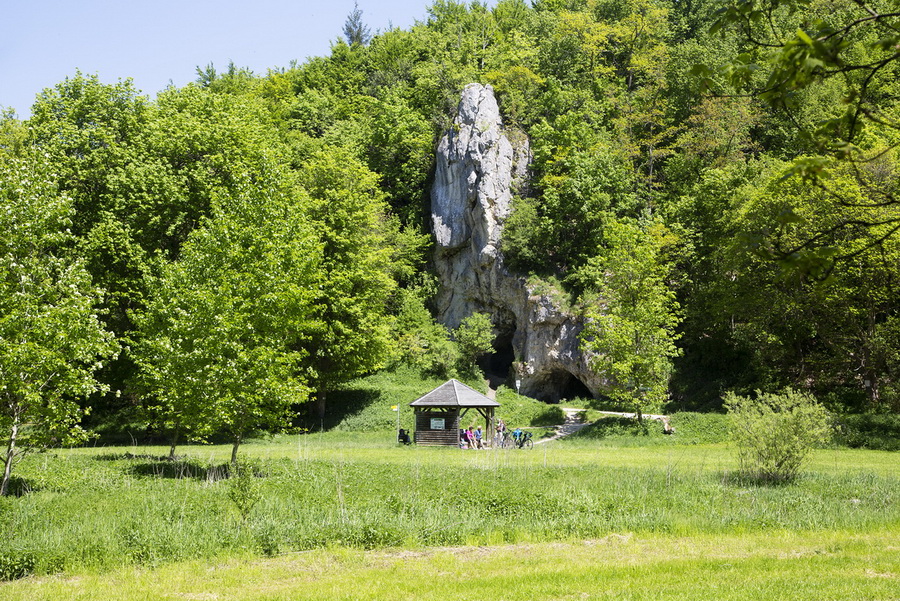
{"left": 228, "top": 460, "right": 262, "bottom": 522}
{"left": 0, "top": 552, "right": 35, "bottom": 581}
{"left": 724, "top": 389, "right": 832, "bottom": 484}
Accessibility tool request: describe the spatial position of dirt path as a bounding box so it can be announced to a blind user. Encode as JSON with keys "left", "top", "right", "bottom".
{"left": 533, "top": 409, "right": 673, "bottom": 444}
{"left": 534, "top": 407, "right": 590, "bottom": 444}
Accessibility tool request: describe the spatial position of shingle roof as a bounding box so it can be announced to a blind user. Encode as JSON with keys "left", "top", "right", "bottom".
{"left": 409, "top": 379, "right": 500, "bottom": 407}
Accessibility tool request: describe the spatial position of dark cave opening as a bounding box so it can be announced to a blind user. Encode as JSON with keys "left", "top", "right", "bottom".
{"left": 533, "top": 368, "right": 593, "bottom": 403}
{"left": 558, "top": 370, "right": 592, "bottom": 401}
{"left": 479, "top": 320, "right": 516, "bottom": 388}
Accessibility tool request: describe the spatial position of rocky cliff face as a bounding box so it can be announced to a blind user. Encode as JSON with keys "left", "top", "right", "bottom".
{"left": 431, "top": 83, "right": 606, "bottom": 401}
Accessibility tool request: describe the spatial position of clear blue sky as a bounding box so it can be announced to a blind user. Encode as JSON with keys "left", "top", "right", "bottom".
{"left": 1, "top": 0, "right": 437, "bottom": 117}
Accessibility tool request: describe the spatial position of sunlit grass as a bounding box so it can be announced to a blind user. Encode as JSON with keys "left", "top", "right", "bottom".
{"left": 70, "top": 430, "right": 900, "bottom": 477}
{"left": 4, "top": 529, "right": 899, "bottom": 601}
{"left": 3, "top": 430, "right": 896, "bottom": 587}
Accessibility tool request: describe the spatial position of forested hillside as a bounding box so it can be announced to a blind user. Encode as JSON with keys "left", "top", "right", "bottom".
{"left": 2, "top": 0, "right": 899, "bottom": 466}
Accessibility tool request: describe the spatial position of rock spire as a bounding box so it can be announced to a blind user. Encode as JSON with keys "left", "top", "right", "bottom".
{"left": 431, "top": 83, "right": 605, "bottom": 401}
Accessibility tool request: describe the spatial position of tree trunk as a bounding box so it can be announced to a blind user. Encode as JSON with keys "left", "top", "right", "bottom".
{"left": 1, "top": 415, "right": 19, "bottom": 497}
{"left": 317, "top": 389, "right": 327, "bottom": 431}
{"left": 168, "top": 421, "right": 180, "bottom": 460}
{"left": 231, "top": 436, "right": 241, "bottom": 466}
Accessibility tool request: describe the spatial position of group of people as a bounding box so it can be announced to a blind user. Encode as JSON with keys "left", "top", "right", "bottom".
{"left": 399, "top": 418, "right": 529, "bottom": 448}
{"left": 459, "top": 425, "right": 485, "bottom": 449}
{"left": 458, "top": 418, "right": 523, "bottom": 449}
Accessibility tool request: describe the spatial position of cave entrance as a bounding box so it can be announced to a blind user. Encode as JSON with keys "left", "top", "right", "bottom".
{"left": 478, "top": 321, "right": 516, "bottom": 389}
{"left": 534, "top": 368, "right": 593, "bottom": 403}
{"left": 559, "top": 371, "right": 592, "bottom": 401}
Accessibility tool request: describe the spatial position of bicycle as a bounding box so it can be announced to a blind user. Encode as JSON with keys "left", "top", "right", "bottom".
{"left": 512, "top": 430, "right": 533, "bottom": 449}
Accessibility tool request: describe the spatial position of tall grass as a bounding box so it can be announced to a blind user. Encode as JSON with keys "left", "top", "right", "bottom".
{"left": 1, "top": 435, "right": 897, "bottom": 580}
{"left": 2, "top": 369, "right": 897, "bottom": 582}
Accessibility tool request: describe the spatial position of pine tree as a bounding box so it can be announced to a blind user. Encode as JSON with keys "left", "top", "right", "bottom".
{"left": 343, "top": 2, "right": 372, "bottom": 46}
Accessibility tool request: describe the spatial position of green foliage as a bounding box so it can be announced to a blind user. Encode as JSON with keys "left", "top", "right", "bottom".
{"left": 494, "top": 386, "right": 567, "bottom": 428}
{"left": 0, "top": 151, "right": 116, "bottom": 496}
{"left": 529, "top": 404, "right": 567, "bottom": 427}
{"left": 0, "top": 552, "right": 34, "bottom": 581}
{"left": 454, "top": 312, "right": 495, "bottom": 373}
{"left": 6, "top": 0, "right": 900, "bottom": 446}
{"left": 132, "top": 170, "right": 320, "bottom": 460}
{"left": 1, "top": 437, "right": 897, "bottom": 581}
{"left": 361, "top": 94, "right": 435, "bottom": 226}
{"left": 832, "top": 413, "right": 900, "bottom": 452}
{"left": 343, "top": 2, "right": 372, "bottom": 47}
{"left": 724, "top": 389, "right": 833, "bottom": 483}
{"left": 668, "top": 412, "right": 731, "bottom": 444}
{"left": 298, "top": 148, "right": 398, "bottom": 420}
{"left": 328, "top": 368, "right": 448, "bottom": 432}
{"left": 227, "top": 460, "right": 262, "bottom": 521}
{"left": 390, "top": 288, "right": 459, "bottom": 379}
{"left": 568, "top": 412, "right": 729, "bottom": 445}
{"left": 505, "top": 129, "right": 637, "bottom": 275}
{"left": 571, "top": 416, "right": 666, "bottom": 441}
{"left": 576, "top": 218, "right": 682, "bottom": 421}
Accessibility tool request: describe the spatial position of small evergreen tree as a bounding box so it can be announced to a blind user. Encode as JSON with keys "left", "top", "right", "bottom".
{"left": 343, "top": 2, "right": 372, "bottom": 47}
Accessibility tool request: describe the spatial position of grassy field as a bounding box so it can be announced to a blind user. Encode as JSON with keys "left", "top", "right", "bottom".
{"left": 1, "top": 431, "right": 898, "bottom": 593}
{"left": 1, "top": 370, "right": 897, "bottom": 598}
{"left": 4, "top": 529, "right": 899, "bottom": 600}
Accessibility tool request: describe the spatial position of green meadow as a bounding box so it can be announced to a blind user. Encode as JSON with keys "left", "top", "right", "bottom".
{"left": 1, "top": 435, "right": 898, "bottom": 599}
{"left": 1, "top": 374, "right": 898, "bottom": 599}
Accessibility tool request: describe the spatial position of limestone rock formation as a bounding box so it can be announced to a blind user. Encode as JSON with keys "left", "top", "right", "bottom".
{"left": 431, "top": 83, "right": 606, "bottom": 401}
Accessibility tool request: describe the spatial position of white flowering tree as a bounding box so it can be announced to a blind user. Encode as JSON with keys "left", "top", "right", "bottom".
{"left": 0, "top": 153, "right": 116, "bottom": 496}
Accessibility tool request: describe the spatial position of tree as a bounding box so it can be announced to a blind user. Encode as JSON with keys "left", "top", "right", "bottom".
{"left": 390, "top": 287, "right": 460, "bottom": 378}
{"left": 27, "top": 76, "right": 296, "bottom": 434}
{"left": 454, "top": 312, "right": 495, "bottom": 374}
{"left": 133, "top": 170, "right": 321, "bottom": 463}
{"left": 701, "top": 0, "right": 900, "bottom": 265}
{"left": 575, "top": 218, "right": 682, "bottom": 422}
{"left": 721, "top": 157, "right": 900, "bottom": 408}
{"left": 344, "top": 2, "right": 373, "bottom": 47}
{"left": 0, "top": 152, "right": 116, "bottom": 495}
{"left": 297, "top": 148, "right": 397, "bottom": 425}
{"left": 724, "top": 388, "right": 832, "bottom": 483}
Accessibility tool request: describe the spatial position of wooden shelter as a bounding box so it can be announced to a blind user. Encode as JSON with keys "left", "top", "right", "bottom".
{"left": 409, "top": 379, "right": 500, "bottom": 446}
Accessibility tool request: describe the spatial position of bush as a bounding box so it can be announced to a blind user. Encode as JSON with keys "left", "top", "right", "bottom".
{"left": 228, "top": 460, "right": 262, "bottom": 522}
{"left": 724, "top": 389, "right": 832, "bottom": 484}
{"left": 0, "top": 552, "right": 34, "bottom": 581}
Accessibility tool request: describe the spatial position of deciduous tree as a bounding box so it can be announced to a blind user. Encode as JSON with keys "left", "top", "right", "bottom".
{"left": 297, "top": 148, "right": 397, "bottom": 425}
{"left": 133, "top": 170, "right": 321, "bottom": 462}
{"left": 575, "top": 218, "right": 682, "bottom": 422}
{"left": 0, "top": 152, "right": 116, "bottom": 495}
